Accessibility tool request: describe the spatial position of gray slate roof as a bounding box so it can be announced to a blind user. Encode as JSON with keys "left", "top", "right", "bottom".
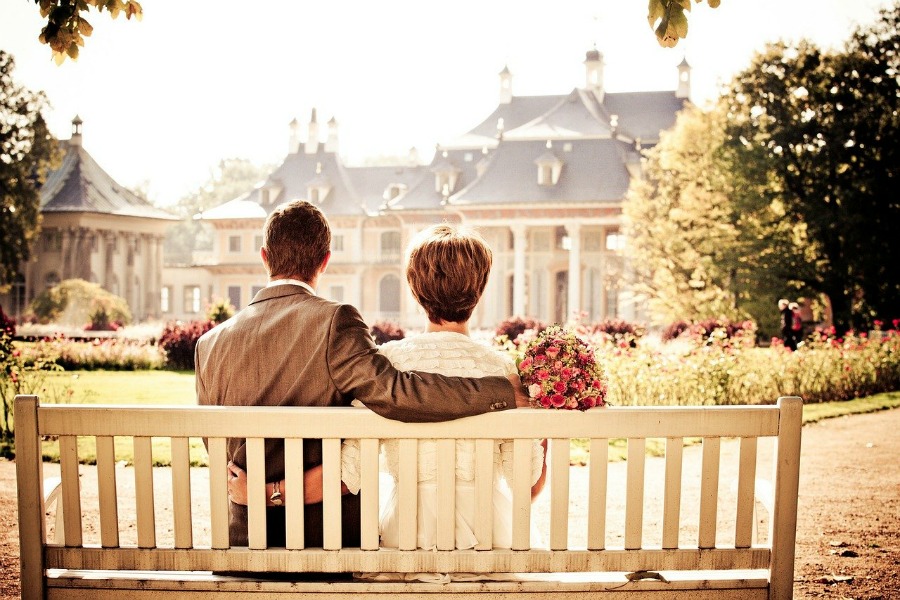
{"left": 504, "top": 89, "right": 614, "bottom": 140}
{"left": 41, "top": 143, "right": 176, "bottom": 220}
{"left": 603, "top": 91, "right": 687, "bottom": 145}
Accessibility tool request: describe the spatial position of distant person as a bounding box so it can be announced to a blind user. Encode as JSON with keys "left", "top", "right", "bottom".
{"left": 196, "top": 199, "right": 530, "bottom": 549}
{"left": 778, "top": 298, "right": 797, "bottom": 351}
{"left": 789, "top": 301, "right": 803, "bottom": 347}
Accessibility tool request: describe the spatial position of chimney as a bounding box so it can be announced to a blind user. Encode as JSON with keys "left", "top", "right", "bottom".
{"left": 305, "top": 108, "right": 319, "bottom": 154}
{"left": 288, "top": 118, "right": 300, "bottom": 154}
{"left": 499, "top": 65, "right": 512, "bottom": 105}
{"left": 676, "top": 57, "right": 692, "bottom": 99}
{"left": 325, "top": 116, "right": 339, "bottom": 153}
{"left": 70, "top": 115, "right": 83, "bottom": 147}
{"left": 584, "top": 48, "right": 604, "bottom": 101}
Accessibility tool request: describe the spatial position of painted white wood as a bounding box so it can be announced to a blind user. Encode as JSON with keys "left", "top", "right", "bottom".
{"left": 359, "top": 438, "right": 380, "bottom": 550}
{"left": 95, "top": 435, "right": 119, "bottom": 548}
{"left": 245, "top": 437, "right": 267, "bottom": 549}
{"left": 284, "top": 437, "right": 305, "bottom": 549}
{"left": 14, "top": 395, "right": 46, "bottom": 600}
{"left": 735, "top": 437, "right": 758, "bottom": 548}
{"left": 511, "top": 438, "right": 532, "bottom": 550}
{"left": 662, "top": 436, "right": 683, "bottom": 549}
{"left": 586, "top": 438, "right": 608, "bottom": 550}
{"left": 170, "top": 436, "right": 192, "bottom": 549}
{"left": 397, "top": 439, "right": 417, "bottom": 550}
{"left": 132, "top": 436, "right": 156, "bottom": 549}
{"left": 206, "top": 437, "right": 229, "bottom": 550}
{"left": 322, "top": 438, "right": 342, "bottom": 550}
{"left": 59, "top": 435, "right": 83, "bottom": 547}
{"left": 436, "top": 438, "right": 456, "bottom": 550}
{"left": 698, "top": 437, "right": 721, "bottom": 549}
{"left": 624, "top": 438, "right": 645, "bottom": 550}
{"left": 768, "top": 397, "right": 803, "bottom": 600}
{"left": 474, "top": 438, "right": 494, "bottom": 550}
{"left": 549, "top": 438, "right": 570, "bottom": 550}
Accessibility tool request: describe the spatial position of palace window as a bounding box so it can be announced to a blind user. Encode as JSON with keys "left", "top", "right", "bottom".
{"left": 184, "top": 286, "right": 201, "bottom": 314}
{"left": 227, "top": 286, "right": 241, "bottom": 310}
{"left": 229, "top": 235, "right": 241, "bottom": 253}
{"left": 605, "top": 230, "right": 625, "bottom": 251}
{"left": 535, "top": 142, "right": 564, "bottom": 186}
{"left": 160, "top": 286, "right": 172, "bottom": 313}
{"left": 331, "top": 234, "right": 344, "bottom": 252}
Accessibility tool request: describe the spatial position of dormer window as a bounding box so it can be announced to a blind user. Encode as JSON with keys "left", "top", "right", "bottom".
{"left": 534, "top": 141, "right": 564, "bottom": 186}
{"left": 383, "top": 184, "right": 407, "bottom": 204}
{"left": 259, "top": 183, "right": 282, "bottom": 205}
{"left": 432, "top": 151, "right": 461, "bottom": 195}
{"left": 307, "top": 162, "right": 332, "bottom": 204}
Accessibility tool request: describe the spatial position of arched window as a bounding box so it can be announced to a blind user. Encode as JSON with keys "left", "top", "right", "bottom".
{"left": 380, "top": 231, "right": 402, "bottom": 263}
{"left": 379, "top": 274, "right": 401, "bottom": 318}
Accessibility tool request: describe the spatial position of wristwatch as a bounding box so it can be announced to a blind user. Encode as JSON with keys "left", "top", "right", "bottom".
{"left": 269, "top": 480, "right": 283, "bottom": 506}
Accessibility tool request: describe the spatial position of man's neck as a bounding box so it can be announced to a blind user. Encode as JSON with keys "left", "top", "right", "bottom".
{"left": 426, "top": 321, "right": 469, "bottom": 336}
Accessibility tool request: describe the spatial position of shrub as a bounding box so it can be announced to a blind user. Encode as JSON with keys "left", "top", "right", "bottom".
{"left": 206, "top": 298, "right": 235, "bottom": 324}
{"left": 370, "top": 320, "right": 404, "bottom": 345}
{"left": 27, "top": 335, "right": 165, "bottom": 370}
{"left": 495, "top": 316, "right": 547, "bottom": 344}
{"left": 159, "top": 320, "right": 215, "bottom": 370}
{"left": 0, "top": 306, "right": 15, "bottom": 337}
{"left": 584, "top": 318, "right": 646, "bottom": 347}
{"left": 27, "top": 279, "right": 132, "bottom": 328}
{"left": 662, "top": 320, "right": 690, "bottom": 342}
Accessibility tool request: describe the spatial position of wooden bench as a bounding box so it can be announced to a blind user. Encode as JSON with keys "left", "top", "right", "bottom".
{"left": 15, "top": 394, "right": 802, "bottom": 599}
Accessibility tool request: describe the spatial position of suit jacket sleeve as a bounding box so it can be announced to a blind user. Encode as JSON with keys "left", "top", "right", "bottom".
{"left": 326, "top": 304, "right": 514, "bottom": 423}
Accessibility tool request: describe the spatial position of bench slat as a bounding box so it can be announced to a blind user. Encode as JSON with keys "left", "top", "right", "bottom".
{"left": 96, "top": 436, "right": 119, "bottom": 548}
{"left": 171, "top": 436, "right": 193, "bottom": 549}
{"left": 735, "top": 437, "right": 758, "bottom": 548}
{"left": 397, "top": 439, "right": 417, "bottom": 550}
{"left": 624, "top": 437, "right": 645, "bottom": 550}
{"left": 284, "top": 438, "right": 305, "bottom": 549}
{"left": 60, "top": 435, "right": 83, "bottom": 548}
{"left": 474, "top": 438, "right": 494, "bottom": 550}
{"left": 359, "top": 438, "right": 380, "bottom": 550}
{"left": 436, "top": 438, "right": 456, "bottom": 550}
{"left": 322, "top": 438, "right": 342, "bottom": 550}
{"left": 245, "top": 438, "right": 267, "bottom": 550}
{"left": 207, "top": 437, "right": 229, "bottom": 549}
{"left": 698, "top": 437, "right": 721, "bottom": 549}
{"left": 586, "top": 437, "right": 608, "bottom": 550}
{"left": 511, "top": 438, "right": 532, "bottom": 550}
{"left": 549, "top": 438, "right": 569, "bottom": 550}
{"left": 133, "top": 436, "right": 156, "bottom": 549}
{"left": 662, "top": 436, "right": 683, "bottom": 549}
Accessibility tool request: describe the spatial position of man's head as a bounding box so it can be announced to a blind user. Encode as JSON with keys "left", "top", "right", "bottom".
{"left": 406, "top": 223, "right": 492, "bottom": 324}
{"left": 778, "top": 299, "right": 789, "bottom": 310}
{"left": 261, "top": 200, "right": 331, "bottom": 282}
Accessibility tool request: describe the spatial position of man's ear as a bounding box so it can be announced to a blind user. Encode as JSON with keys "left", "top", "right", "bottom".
{"left": 319, "top": 251, "right": 331, "bottom": 274}
{"left": 260, "top": 247, "right": 269, "bottom": 269}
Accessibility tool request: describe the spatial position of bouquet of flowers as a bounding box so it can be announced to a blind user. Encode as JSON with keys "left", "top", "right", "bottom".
{"left": 518, "top": 325, "right": 608, "bottom": 410}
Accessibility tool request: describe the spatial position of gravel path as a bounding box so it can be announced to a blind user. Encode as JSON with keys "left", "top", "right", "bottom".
{"left": 1, "top": 408, "right": 898, "bottom": 599}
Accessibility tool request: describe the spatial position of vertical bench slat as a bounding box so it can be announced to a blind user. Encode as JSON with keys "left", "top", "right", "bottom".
{"left": 359, "top": 438, "right": 380, "bottom": 550}
{"left": 397, "top": 439, "right": 418, "bottom": 550}
{"left": 171, "top": 436, "right": 193, "bottom": 549}
{"left": 662, "top": 436, "right": 684, "bottom": 549}
{"left": 624, "top": 437, "right": 646, "bottom": 550}
{"left": 245, "top": 437, "right": 267, "bottom": 549}
{"left": 284, "top": 438, "right": 305, "bottom": 549}
{"left": 436, "top": 438, "right": 456, "bottom": 550}
{"left": 511, "top": 438, "right": 532, "bottom": 550}
{"left": 95, "top": 435, "right": 119, "bottom": 548}
{"left": 698, "top": 436, "right": 721, "bottom": 549}
{"left": 549, "top": 438, "right": 570, "bottom": 550}
{"left": 14, "top": 396, "right": 46, "bottom": 600}
{"left": 207, "top": 437, "right": 229, "bottom": 549}
{"left": 587, "top": 437, "right": 608, "bottom": 550}
{"left": 322, "top": 438, "right": 342, "bottom": 550}
{"left": 770, "top": 396, "right": 803, "bottom": 599}
{"left": 133, "top": 436, "right": 156, "bottom": 548}
{"left": 735, "top": 436, "right": 758, "bottom": 548}
{"left": 59, "top": 435, "right": 83, "bottom": 547}
{"left": 473, "top": 438, "right": 494, "bottom": 550}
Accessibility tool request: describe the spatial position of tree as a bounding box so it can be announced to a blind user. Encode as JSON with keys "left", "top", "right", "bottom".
{"left": 0, "top": 51, "right": 60, "bottom": 292}
{"left": 721, "top": 5, "right": 900, "bottom": 333}
{"left": 35, "top": 0, "right": 143, "bottom": 64}
{"left": 164, "top": 158, "right": 272, "bottom": 265}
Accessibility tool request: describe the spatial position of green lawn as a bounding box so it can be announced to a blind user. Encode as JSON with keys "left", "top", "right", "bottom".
{"left": 29, "top": 371, "right": 900, "bottom": 466}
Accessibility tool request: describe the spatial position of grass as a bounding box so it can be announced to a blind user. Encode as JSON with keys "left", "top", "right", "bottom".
{"left": 11, "top": 370, "right": 900, "bottom": 466}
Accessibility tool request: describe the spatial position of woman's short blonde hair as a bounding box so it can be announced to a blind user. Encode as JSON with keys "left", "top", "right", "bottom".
{"left": 406, "top": 224, "right": 492, "bottom": 324}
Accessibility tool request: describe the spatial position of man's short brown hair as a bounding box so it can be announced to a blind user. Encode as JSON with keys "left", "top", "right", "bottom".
{"left": 263, "top": 200, "right": 331, "bottom": 281}
{"left": 406, "top": 224, "right": 492, "bottom": 324}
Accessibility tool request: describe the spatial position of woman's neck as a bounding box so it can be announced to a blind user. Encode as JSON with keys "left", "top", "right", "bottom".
{"left": 426, "top": 320, "right": 469, "bottom": 336}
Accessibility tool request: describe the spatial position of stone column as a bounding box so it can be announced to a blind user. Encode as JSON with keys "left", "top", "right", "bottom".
{"left": 60, "top": 229, "right": 73, "bottom": 280}
{"left": 566, "top": 222, "right": 582, "bottom": 320}
{"left": 512, "top": 223, "right": 527, "bottom": 316}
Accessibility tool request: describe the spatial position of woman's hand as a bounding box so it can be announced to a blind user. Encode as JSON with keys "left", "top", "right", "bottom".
{"left": 227, "top": 461, "right": 249, "bottom": 505}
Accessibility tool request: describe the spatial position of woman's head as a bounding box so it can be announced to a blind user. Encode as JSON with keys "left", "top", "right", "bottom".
{"left": 406, "top": 224, "right": 492, "bottom": 324}
{"left": 262, "top": 199, "right": 331, "bottom": 281}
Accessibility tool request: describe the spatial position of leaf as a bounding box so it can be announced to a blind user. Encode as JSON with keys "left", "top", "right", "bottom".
{"left": 676, "top": 0, "right": 692, "bottom": 11}
{"left": 78, "top": 17, "right": 93, "bottom": 37}
{"left": 53, "top": 51, "right": 66, "bottom": 66}
{"left": 66, "top": 41, "right": 79, "bottom": 60}
{"left": 670, "top": 8, "right": 689, "bottom": 38}
{"left": 647, "top": 0, "right": 666, "bottom": 26}
{"left": 707, "top": 0, "right": 721, "bottom": 7}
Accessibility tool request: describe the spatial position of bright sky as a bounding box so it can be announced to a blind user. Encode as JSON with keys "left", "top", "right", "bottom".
{"left": 1, "top": 0, "right": 890, "bottom": 206}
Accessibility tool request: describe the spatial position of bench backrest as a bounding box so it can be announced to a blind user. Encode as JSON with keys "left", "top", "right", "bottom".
{"left": 16, "top": 395, "right": 801, "bottom": 594}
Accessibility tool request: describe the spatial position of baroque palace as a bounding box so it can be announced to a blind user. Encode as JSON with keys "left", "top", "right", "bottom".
{"left": 3, "top": 50, "right": 690, "bottom": 329}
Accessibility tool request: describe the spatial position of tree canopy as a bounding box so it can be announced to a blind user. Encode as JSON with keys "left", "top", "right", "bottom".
{"left": 0, "top": 50, "right": 60, "bottom": 292}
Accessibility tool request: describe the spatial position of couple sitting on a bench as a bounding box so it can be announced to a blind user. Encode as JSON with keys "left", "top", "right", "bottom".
{"left": 195, "top": 200, "right": 546, "bottom": 564}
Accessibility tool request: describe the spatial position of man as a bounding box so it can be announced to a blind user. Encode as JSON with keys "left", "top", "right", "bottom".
{"left": 778, "top": 298, "right": 797, "bottom": 351}
{"left": 195, "top": 199, "right": 528, "bottom": 547}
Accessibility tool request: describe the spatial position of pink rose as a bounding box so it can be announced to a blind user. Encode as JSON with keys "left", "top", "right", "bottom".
{"left": 519, "top": 357, "right": 532, "bottom": 370}
{"left": 546, "top": 346, "right": 560, "bottom": 359}
{"left": 534, "top": 354, "right": 547, "bottom": 365}
{"left": 553, "top": 381, "right": 567, "bottom": 393}
{"left": 536, "top": 370, "right": 550, "bottom": 381}
{"left": 540, "top": 395, "right": 551, "bottom": 408}
{"left": 560, "top": 367, "right": 573, "bottom": 380}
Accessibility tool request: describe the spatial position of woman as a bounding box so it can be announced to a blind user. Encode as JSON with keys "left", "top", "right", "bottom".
{"left": 228, "top": 224, "right": 546, "bottom": 554}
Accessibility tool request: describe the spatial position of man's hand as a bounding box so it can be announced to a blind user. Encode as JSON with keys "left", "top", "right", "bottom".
{"left": 227, "top": 462, "right": 249, "bottom": 505}
{"left": 507, "top": 374, "right": 532, "bottom": 408}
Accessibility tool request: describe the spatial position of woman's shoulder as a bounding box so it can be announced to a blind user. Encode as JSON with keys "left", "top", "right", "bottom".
{"left": 379, "top": 332, "right": 516, "bottom": 375}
